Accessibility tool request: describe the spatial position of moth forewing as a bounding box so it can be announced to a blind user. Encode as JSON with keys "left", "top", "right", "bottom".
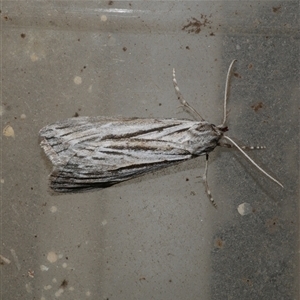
{"left": 39, "top": 117, "right": 220, "bottom": 193}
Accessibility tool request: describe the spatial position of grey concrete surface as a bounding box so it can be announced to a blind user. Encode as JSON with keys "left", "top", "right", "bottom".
{"left": 1, "top": 1, "right": 299, "bottom": 299}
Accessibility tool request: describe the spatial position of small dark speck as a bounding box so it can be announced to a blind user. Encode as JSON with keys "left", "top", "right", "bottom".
{"left": 272, "top": 6, "right": 281, "bottom": 13}
{"left": 108, "top": 0, "right": 113, "bottom": 5}
{"left": 186, "top": 178, "right": 189, "bottom": 181}
{"left": 21, "top": 33, "right": 26, "bottom": 38}
{"left": 248, "top": 63, "right": 253, "bottom": 69}
{"left": 266, "top": 217, "right": 279, "bottom": 233}
{"left": 158, "top": 103, "right": 162, "bottom": 106}
{"left": 77, "top": 38, "right": 80, "bottom": 41}
{"left": 251, "top": 102, "right": 263, "bottom": 112}
{"left": 186, "top": 46, "right": 190, "bottom": 50}
{"left": 169, "top": 279, "right": 172, "bottom": 282}
{"left": 209, "top": 32, "right": 215, "bottom": 36}
{"left": 74, "top": 112, "right": 79, "bottom": 117}
{"left": 214, "top": 237, "right": 224, "bottom": 249}
{"left": 60, "top": 279, "right": 68, "bottom": 288}
{"left": 122, "top": 47, "right": 127, "bottom": 52}
{"left": 233, "top": 72, "right": 241, "bottom": 78}
{"left": 242, "top": 278, "right": 253, "bottom": 287}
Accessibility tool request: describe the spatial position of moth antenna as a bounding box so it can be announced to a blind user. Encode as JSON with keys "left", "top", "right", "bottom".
{"left": 172, "top": 68, "right": 205, "bottom": 121}
{"left": 222, "top": 59, "right": 237, "bottom": 127}
{"left": 223, "top": 136, "right": 283, "bottom": 188}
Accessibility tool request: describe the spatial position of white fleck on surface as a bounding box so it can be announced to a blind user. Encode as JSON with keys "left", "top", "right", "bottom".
{"left": 10, "top": 249, "right": 21, "bottom": 270}
{"left": 86, "top": 290, "right": 91, "bottom": 297}
{"left": 28, "top": 269, "right": 35, "bottom": 278}
{"left": 3, "top": 125, "right": 15, "bottom": 138}
{"left": 0, "top": 254, "right": 11, "bottom": 264}
{"left": 44, "top": 285, "right": 52, "bottom": 290}
{"left": 58, "top": 253, "right": 63, "bottom": 259}
{"left": 25, "top": 283, "right": 33, "bottom": 293}
{"left": 102, "top": 219, "right": 107, "bottom": 226}
{"left": 69, "top": 286, "right": 74, "bottom": 291}
{"left": 237, "top": 202, "right": 253, "bottom": 216}
{"left": 52, "top": 278, "right": 57, "bottom": 283}
{"left": 47, "top": 251, "right": 58, "bottom": 263}
{"left": 50, "top": 206, "right": 57, "bottom": 213}
{"left": 74, "top": 76, "right": 82, "bottom": 85}
{"left": 62, "top": 262, "right": 67, "bottom": 268}
{"left": 20, "top": 114, "right": 27, "bottom": 119}
{"left": 55, "top": 288, "right": 64, "bottom": 297}
{"left": 0, "top": 179, "right": 4, "bottom": 184}
{"left": 40, "top": 264, "right": 49, "bottom": 271}
{"left": 0, "top": 105, "right": 4, "bottom": 116}
{"left": 101, "top": 15, "right": 107, "bottom": 21}
{"left": 30, "top": 53, "right": 39, "bottom": 62}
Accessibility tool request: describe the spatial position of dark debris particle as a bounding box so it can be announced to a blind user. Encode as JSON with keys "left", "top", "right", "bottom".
{"left": 251, "top": 102, "right": 263, "bottom": 112}
{"left": 182, "top": 15, "right": 212, "bottom": 34}
{"left": 272, "top": 6, "right": 281, "bottom": 13}
{"left": 60, "top": 279, "right": 68, "bottom": 288}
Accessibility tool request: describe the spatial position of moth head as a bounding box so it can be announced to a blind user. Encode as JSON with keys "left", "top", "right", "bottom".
{"left": 216, "top": 124, "right": 229, "bottom": 133}
{"left": 186, "top": 123, "right": 225, "bottom": 155}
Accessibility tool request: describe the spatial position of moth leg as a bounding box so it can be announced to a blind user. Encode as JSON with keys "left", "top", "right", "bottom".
{"left": 172, "top": 68, "right": 205, "bottom": 121}
{"left": 203, "top": 154, "right": 217, "bottom": 208}
{"left": 219, "top": 141, "right": 266, "bottom": 150}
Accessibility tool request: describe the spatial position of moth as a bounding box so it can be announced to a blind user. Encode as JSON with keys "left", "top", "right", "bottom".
{"left": 39, "top": 60, "right": 283, "bottom": 207}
